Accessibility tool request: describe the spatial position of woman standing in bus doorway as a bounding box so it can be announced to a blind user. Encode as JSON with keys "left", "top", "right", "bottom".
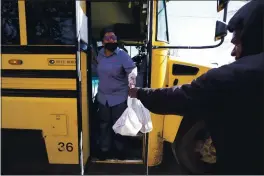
{"left": 96, "top": 28, "right": 137, "bottom": 160}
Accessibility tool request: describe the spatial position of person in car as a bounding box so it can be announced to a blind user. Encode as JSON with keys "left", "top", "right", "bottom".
{"left": 129, "top": 1, "right": 264, "bottom": 174}
{"left": 96, "top": 28, "right": 137, "bottom": 160}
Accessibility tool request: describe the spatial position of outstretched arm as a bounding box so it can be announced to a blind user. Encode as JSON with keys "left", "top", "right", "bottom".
{"left": 136, "top": 85, "right": 192, "bottom": 115}
{"left": 130, "top": 66, "right": 233, "bottom": 116}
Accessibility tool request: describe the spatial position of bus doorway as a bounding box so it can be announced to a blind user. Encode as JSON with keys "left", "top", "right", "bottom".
{"left": 88, "top": 1, "right": 149, "bottom": 163}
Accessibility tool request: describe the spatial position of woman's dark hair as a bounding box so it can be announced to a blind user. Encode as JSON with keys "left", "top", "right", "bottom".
{"left": 100, "top": 27, "right": 115, "bottom": 41}
{"left": 228, "top": 0, "right": 264, "bottom": 57}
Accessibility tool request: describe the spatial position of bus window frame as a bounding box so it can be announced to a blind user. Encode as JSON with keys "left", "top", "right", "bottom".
{"left": 155, "top": 0, "right": 170, "bottom": 43}
{"left": 152, "top": 1, "right": 228, "bottom": 49}
{"left": 24, "top": 0, "right": 76, "bottom": 46}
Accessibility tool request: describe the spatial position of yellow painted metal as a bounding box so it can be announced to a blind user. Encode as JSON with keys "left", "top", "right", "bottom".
{"left": 162, "top": 58, "right": 211, "bottom": 143}
{"left": 1, "top": 78, "right": 76, "bottom": 90}
{"left": 1, "top": 0, "right": 83, "bottom": 168}
{"left": 93, "top": 160, "right": 143, "bottom": 164}
{"left": 147, "top": 48, "right": 169, "bottom": 166}
{"left": 162, "top": 115, "right": 183, "bottom": 143}
{"left": 2, "top": 97, "right": 79, "bottom": 164}
{"left": 167, "top": 59, "right": 211, "bottom": 86}
{"left": 148, "top": 0, "right": 213, "bottom": 166}
{"left": 80, "top": 51, "right": 90, "bottom": 166}
{"left": 1, "top": 0, "right": 84, "bottom": 167}
{"left": 147, "top": 0, "right": 169, "bottom": 166}
{"left": 1, "top": 52, "right": 79, "bottom": 165}
{"left": 80, "top": 1, "right": 87, "bottom": 13}
{"left": 2, "top": 54, "right": 76, "bottom": 70}
{"left": 18, "top": 0, "right": 27, "bottom": 45}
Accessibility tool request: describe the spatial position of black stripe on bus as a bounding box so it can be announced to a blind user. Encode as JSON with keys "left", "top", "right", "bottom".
{"left": 1, "top": 89, "right": 77, "bottom": 98}
{"left": 1, "top": 46, "right": 76, "bottom": 54}
{"left": 1, "top": 70, "right": 76, "bottom": 79}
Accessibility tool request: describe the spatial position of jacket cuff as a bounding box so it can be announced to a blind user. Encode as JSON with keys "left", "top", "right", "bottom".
{"left": 137, "top": 88, "right": 143, "bottom": 100}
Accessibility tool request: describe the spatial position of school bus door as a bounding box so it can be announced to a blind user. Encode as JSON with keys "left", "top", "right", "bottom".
{"left": 76, "top": 1, "right": 91, "bottom": 173}
{"left": 146, "top": 0, "right": 171, "bottom": 166}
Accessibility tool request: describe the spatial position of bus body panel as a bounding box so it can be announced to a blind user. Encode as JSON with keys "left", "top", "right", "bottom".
{"left": 145, "top": 0, "right": 173, "bottom": 166}
{"left": 149, "top": 0, "right": 213, "bottom": 166}
{"left": 18, "top": 0, "right": 27, "bottom": 45}
{"left": 2, "top": 51, "right": 80, "bottom": 165}
{"left": 162, "top": 58, "right": 211, "bottom": 143}
{"left": 77, "top": 1, "right": 90, "bottom": 167}
{"left": 2, "top": 77, "right": 76, "bottom": 90}
{"left": 147, "top": 0, "right": 168, "bottom": 166}
{"left": 2, "top": 54, "right": 76, "bottom": 70}
{"left": 80, "top": 51, "right": 90, "bottom": 166}
{"left": 2, "top": 0, "right": 89, "bottom": 173}
{"left": 2, "top": 96, "right": 79, "bottom": 164}
{"left": 147, "top": 48, "right": 169, "bottom": 166}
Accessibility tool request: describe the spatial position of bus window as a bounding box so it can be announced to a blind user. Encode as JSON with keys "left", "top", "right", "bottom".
{"left": 1, "top": 0, "right": 20, "bottom": 45}
{"left": 124, "top": 46, "right": 139, "bottom": 58}
{"left": 156, "top": 0, "right": 169, "bottom": 42}
{"left": 25, "top": 0, "right": 76, "bottom": 45}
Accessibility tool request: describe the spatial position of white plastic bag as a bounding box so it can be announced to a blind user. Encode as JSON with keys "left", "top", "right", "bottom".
{"left": 131, "top": 98, "right": 153, "bottom": 133}
{"left": 112, "top": 97, "right": 153, "bottom": 136}
{"left": 112, "top": 97, "right": 142, "bottom": 136}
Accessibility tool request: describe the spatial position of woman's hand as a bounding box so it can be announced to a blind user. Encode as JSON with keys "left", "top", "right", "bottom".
{"left": 128, "top": 87, "right": 139, "bottom": 98}
{"left": 128, "top": 80, "right": 136, "bottom": 89}
{"left": 128, "top": 72, "right": 137, "bottom": 88}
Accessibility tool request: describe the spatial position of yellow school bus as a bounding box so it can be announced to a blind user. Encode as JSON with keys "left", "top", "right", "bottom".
{"left": 1, "top": 0, "right": 228, "bottom": 174}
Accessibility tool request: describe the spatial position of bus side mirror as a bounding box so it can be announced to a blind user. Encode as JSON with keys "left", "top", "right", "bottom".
{"left": 217, "top": 0, "right": 229, "bottom": 12}
{"left": 214, "top": 20, "right": 227, "bottom": 41}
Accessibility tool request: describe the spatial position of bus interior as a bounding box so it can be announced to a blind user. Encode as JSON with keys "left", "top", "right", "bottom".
{"left": 89, "top": 1, "right": 149, "bottom": 161}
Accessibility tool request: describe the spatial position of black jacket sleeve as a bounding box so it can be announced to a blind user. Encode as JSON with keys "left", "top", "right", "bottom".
{"left": 137, "top": 66, "right": 234, "bottom": 116}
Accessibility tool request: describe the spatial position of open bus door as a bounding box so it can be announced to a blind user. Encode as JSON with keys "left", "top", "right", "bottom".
{"left": 76, "top": 1, "right": 149, "bottom": 174}
{"left": 75, "top": 1, "right": 91, "bottom": 174}
{"left": 84, "top": 1, "right": 150, "bottom": 174}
